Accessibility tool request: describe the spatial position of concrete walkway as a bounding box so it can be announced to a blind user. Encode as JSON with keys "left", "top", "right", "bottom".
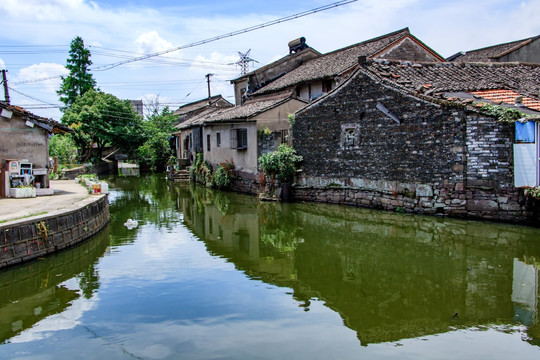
{"left": 0, "top": 180, "right": 91, "bottom": 223}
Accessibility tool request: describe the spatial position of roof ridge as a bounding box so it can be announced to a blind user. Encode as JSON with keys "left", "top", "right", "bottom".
{"left": 463, "top": 36, "right": 535, "bottom": 57}
{"left": 318, "top": 27, "right": 410, "bottom": 59}
{"left": 369, "top": 59, "right": 540, "bottom": 68}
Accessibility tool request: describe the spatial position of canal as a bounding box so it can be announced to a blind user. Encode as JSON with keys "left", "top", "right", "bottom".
{"left": 1, "top": 175, "right": 540, "bottom": 359}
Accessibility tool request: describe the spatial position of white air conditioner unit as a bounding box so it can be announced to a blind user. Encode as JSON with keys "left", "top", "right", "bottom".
{"left": 1, "top": 108, "right": 13, "bottom": 119}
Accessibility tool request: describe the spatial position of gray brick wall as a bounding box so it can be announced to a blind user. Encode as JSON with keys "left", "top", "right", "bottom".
{"left": 292, "top": 71, "right": 539, "bottom": 224}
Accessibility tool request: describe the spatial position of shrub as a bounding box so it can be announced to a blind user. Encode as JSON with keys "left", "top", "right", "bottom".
{"left": 212, "top": 165, "right": 231, "bottom": 189}
{"left": 259, "top": 144, "right": 303, "bottom": 184}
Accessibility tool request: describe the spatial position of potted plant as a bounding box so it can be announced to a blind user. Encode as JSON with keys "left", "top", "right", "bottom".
{"left": 258, "top": 144, "right": 302, "bottom": 201}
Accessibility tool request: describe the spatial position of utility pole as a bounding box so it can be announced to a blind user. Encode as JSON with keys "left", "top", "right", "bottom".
{"left": 205, "top": 73, "right": 214, "bottom": 105}
{"left": 1, "top": 70, "right": 10, "bottom": 104}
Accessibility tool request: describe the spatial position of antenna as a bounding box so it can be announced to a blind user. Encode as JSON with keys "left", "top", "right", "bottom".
{"left": 235, "top": 50, "right": 258, "bottom": 75}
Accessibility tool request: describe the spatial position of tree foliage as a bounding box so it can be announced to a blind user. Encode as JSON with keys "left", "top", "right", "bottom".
{"left": 57, "top": 36, "right": 97, "bottom": 110}
{"left": 62, "top": 90, "right": 144, "bottom": 162}
{"left": 137, "top": 107, "right": 177, "bottom": 171}
{"left": 49, "top": 133, "right": 77, "bottom": 164}
{"left": 259, "top": 144, "right": 303, "bottom": 183}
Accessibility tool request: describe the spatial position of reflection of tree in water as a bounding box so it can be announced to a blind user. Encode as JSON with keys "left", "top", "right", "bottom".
{"left": 105, "top": 175, "right": 184, "bottom": 246}
{"left": 258, "top": 202, "right": 304, "bottom": 254}
{"left": 77, "top": 263, "right": 100, "bottom": 299}
{"left": 0, "top": 227, "right": 110, "bottom": 343}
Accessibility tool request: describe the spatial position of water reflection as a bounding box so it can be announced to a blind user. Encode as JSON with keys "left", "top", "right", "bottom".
{"left": 175, "top": 183, "right": 540, "bottom": 346}
{"left": 1, "top": 175, "right": 539, "bottom": 356}
{"left": 0, "top": 226, "right": 110, "bottom": 343}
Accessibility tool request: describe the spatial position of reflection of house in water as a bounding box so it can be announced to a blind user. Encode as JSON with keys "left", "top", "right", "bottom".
{"left": 513, "top": 258, "right": 540, "bottom": 343}
{"left": 175, "top": 184, "right": 540, "bottom": 346}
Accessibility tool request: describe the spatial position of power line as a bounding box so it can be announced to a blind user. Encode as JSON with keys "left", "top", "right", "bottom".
{"left": 8, "top": 86, "right": 59, "bottom": 107}
{"left": 11, "top": 0, "right": 357, "bottom": 85}
{"left": 91, "top": 1, "right": 356, "bottom": 71}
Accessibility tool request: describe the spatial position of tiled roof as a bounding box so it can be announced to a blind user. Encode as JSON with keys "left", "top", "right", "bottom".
{"left": 173, "top": 95, "right": 229, "bottom": 116}
{"left": 177, "top": 93, "right": 298, "bottom": 129}
{"left": 254, "top": 28, "right": 412, "bottom": 95}
{"left": 470, "top": 90, "right": 540, "bottom": 112}
{"left": 451, "top": 36, "right": 538, "bottom": 62}
{"left": 0, "top": 102, "right": 72, "bottom": 133}
{"left": 363, "top": 61, "right": 540, "bottom": 102}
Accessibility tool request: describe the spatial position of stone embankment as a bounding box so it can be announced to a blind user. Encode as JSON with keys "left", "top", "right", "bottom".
{"left": 0, "top": 194, "right": 109, "bottom": 269}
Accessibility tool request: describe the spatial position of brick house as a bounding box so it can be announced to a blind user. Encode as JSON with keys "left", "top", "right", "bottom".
{"left": 177, "top": 28, "right": 445, "bottom": 187}
{"left": 252, "top": 27, "right": 444, "bottom": 102}
{"left": 292, "top": 59, "right": 540, "bottom": 224}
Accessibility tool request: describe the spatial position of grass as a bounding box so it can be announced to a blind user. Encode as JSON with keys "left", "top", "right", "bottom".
{"left": 0, "top": 211, "right": 48, "bottom": 224}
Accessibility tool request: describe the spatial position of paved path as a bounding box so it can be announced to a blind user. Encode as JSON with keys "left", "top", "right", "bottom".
{"left": 0, "top": 180, "right": 90, "bottom": 223}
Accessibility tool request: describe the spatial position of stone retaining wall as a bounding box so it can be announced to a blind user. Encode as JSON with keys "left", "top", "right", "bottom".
{"left": 294, "top": 176, "right": 540, "bottom": 226}
{"left": 0, "top": 195, "right": 109, "bottom": 268}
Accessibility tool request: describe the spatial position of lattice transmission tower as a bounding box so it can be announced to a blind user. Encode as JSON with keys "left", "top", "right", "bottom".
{"left": 235, "top": 49, "right": 258, "bottom": 75}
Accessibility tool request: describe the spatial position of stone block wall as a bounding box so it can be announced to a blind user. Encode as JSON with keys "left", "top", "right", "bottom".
{"left": 0, "top": 195, "right": 109, "bottom": 268}
{"left": 294, "top": 73, "right": 466, "bottom": 185}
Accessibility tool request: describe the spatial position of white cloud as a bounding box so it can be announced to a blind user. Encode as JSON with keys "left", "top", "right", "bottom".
{"left": 0, "top": 0, "right": 86, "bottom": 21}
{"left": 10, "top": 278, "right": 98, "bottom": 344}
{"left": 0, "top": 58, "right": 6, "bottom": 70}
{"left": 17, "top": 63, "right": 68, "bottom": 92}
{"left": 135, "top": 31, "right": 174, "bottom": 54}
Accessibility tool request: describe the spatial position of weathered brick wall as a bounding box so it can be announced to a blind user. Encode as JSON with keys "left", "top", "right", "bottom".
{"left": 294, "top": 72, "right": 466, "bottom": 184}
{"left": 292, "top": 71, "right": 538, "bottom": 225}
{"left": 0, "top": 195, "right": 109, "bottom": 268}
{"left": 230, "top": 170, "right": 259, "bottom": 195}
{"left": 466, "top": 115, "right": 513, "bottom": 186}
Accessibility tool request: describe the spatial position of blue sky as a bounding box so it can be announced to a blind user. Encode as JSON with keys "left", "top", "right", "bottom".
{"left": 0, "top": 0, "right": 539, "bottom": 120}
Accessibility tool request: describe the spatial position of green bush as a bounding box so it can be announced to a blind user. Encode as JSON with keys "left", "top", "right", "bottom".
{"left": 49, "top": 134, "right": 77, "bottom": 164}
{"left": 212, "top": 164, "right": 233, "bottom": 189}
{"left": 190, "top": 153, "right": 213, "bottom": 187}
{"left": 259, "top": 144, "right": 303, "bottom": 183}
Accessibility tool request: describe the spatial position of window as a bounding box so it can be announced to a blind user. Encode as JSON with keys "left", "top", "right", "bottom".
{"left": 230, "top": 128, "right": 248, "bottom": 150}
{"left": 216, "top": 132, "right": 221, "bottom": 147}
{"left": 344, "top": 128, "right": 356, "bottom": 147}
{"left": 322, "top": 79, "right": 332, "bottom": 93}
{"left": 207, "top": 134, "right": 211, "bottom": 152}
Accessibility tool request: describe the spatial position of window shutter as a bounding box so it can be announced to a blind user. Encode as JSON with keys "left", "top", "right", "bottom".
{"left": 230, "top": 129, "right": 237, "bottom": 149}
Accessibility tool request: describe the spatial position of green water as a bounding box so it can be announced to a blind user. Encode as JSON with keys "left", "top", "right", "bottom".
{"left": 1, "top": 175, "right": 540, "bottom": 359}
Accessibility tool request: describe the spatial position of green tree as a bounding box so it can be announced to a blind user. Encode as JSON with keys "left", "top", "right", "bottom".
{"left": 49, "top": 133, "right": 77, "bottom": 164}
{"left": 57, "top": 36, "right": 97, "bottom": 110}
{"left": 138, "top": 107, "right": 177, "bottom": 171}
{"left": 62, "top": 90, "right": 144, "bottom": 162}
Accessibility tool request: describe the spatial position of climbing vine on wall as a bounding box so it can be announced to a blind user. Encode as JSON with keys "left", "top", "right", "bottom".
{"left": 524, "top": 186, "right": 540, "bottom": 199}
{"left": 478, "top": 103, "right": 528, "bottom": 123}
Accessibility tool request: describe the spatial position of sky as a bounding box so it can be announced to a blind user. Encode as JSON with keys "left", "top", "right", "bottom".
{"left": 0, "top": 0, "right": 539, "bottom": 120}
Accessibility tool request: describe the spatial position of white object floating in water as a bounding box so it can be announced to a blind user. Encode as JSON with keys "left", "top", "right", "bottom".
{"left": 124, "top": 219, "right": 139, "bottom": 230}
